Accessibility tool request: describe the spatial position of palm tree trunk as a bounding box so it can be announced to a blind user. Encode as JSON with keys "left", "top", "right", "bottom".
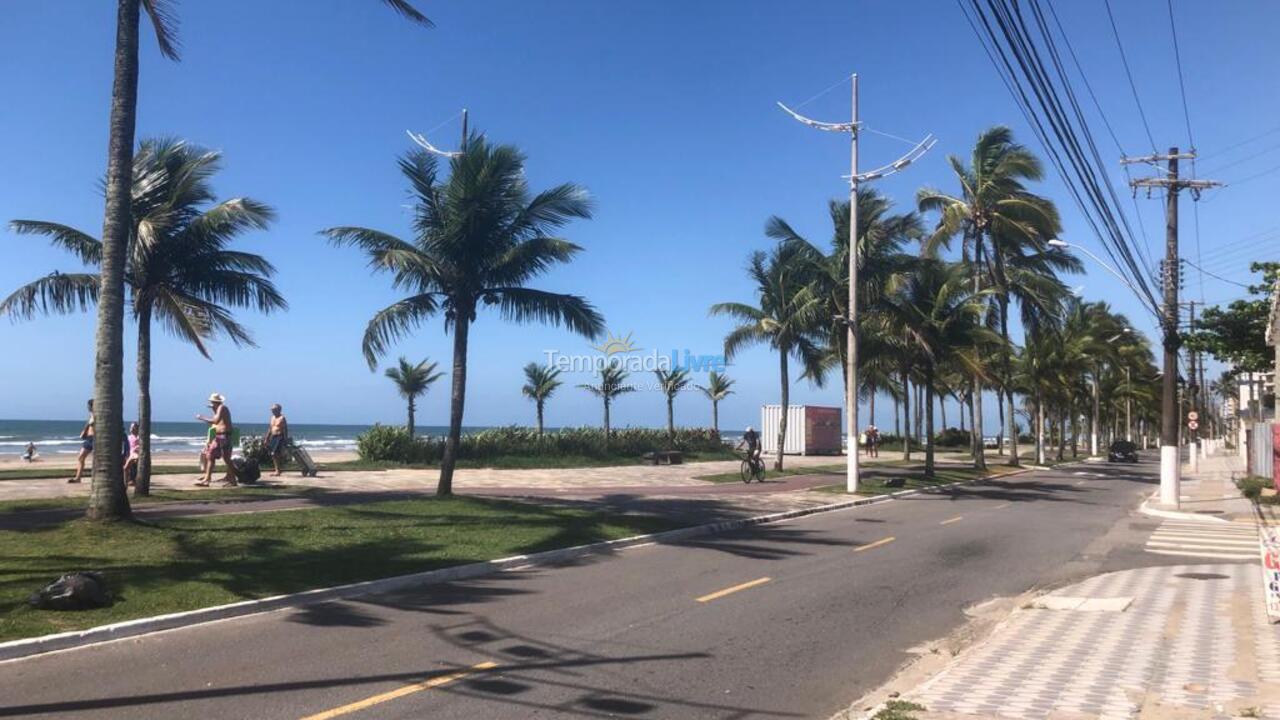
{"left": 1035, "top": 393, "right": 1046, "bottom": 465}
{"left": 1057, "top": 409, "right": 1067, "bottom": 461}
{"left": 901, "top": 368, "right": 912, "bottom": 462}
{"left": 776, "top": 349, "right": 789, "bottom": 471}
{"left": 437, "top": 313, "right": 470, "bottom": 496}
{"left": 134, "top": 302, "right": 152, "bottom": 496}
{"left": 1072, "top": 412, "right": 1080, "bottom": 458}
{"left": 914, "top": 383, "right": 923, "bottom": 446}
{"left": 970, "top": 240, "right": 986, "bottom": 471}
{"left": 666, "top": 396, "right": 675, "bottom": 442}
{"left": 1091, "top": 369, "right": 1101, "bottom": 455}
{"left": 407, "top": 396, "right": 416, "bottom": 438}
{"left": 894, "top": 396, "right": 900, "bottom": 437}
{"left": 940, "top": 393, "right": 948, "bottom": 430}
{"left": 924, "top": 364, "right": 936, "bottom": 478}
{"left": 88, "top": 0, "right": 142, "bottom": 521}
{"left": 603, "top": 397, "right": 611, "bottom": 448}
{"left": 536, "top": 401, "right": 545, "bottom": 436}
{"left": 1001, "top": 299, "right": 1018, "bottom": 463}
{"left": 996, "top": 387, "right": 1006, "bottom": 456}
{"left": 711, "top": 400, "right": 719, "bottom": 436}
{"left": 869, "top": 386, "right": 876, "bottom": 427}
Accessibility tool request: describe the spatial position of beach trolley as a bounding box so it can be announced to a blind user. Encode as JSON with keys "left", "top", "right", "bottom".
{"left": 760, "top": 405, "right": 842, "bottom": 456}
{"left": 291, "top": 444, "right": 319, "bottom": 477}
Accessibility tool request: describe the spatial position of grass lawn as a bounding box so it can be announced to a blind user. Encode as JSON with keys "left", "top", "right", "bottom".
{"left": 323, "top": 448, "right": 740, "bottom": 472}
{"left": 0, "top": 496, "right": 678, "bottom": 643}
{"left": 813, "top": 465, "right": 1002, "bottom": 496}
{"left": 0, "top": 485, "right": 325, "bottom": 515}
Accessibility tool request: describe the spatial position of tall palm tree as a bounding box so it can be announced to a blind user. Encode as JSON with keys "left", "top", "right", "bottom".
{"left": 767, "top": 189, "right": 921, "bottom": 405}
{"left": 654, "top": 368, "right": 691, "bottom": 440}
{"left": 917, "top": 126, "right": 1065, "bottom": 470}
{"left": 711, "top": 242, "right": 826, "bottom": 471}
{"left": 3, "top": 138, "right": 285, "bottom": 497}
{"left": 579, "top": 364, "right": 634, "bottom": 447}
{"left": 384, "top": 357, "right": 443, "bottom": 437}
{"left": 522, "top": 363, "right": 563, "bottom": 435}
{"left": 884, "top": 259, "right": 995, "bottom": 476}
{"left": 325, "top": 135, "right": 604, "bottom": 496}
{"left": 695, "top": 371, "right": 736, "bottom": 435}
{"left": 79, "top": 0, "right": 430, "bottom": 521}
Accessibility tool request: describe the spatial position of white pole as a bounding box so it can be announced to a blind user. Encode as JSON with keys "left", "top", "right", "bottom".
{"left": 847, "top": 73, "right": 860, "bottom": 494}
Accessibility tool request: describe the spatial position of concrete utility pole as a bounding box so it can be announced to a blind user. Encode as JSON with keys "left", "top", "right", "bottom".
{"left": 1187, "top": 300, "right": 1200, "bottom": 470}
{"left": 778, "top": 75, "right": 935, "bottom": 493}
{"left": 1123, "top": 148, "right": 1220, "bottom": 508}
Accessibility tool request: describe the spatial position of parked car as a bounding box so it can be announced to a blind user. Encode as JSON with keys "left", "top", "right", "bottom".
{"left": 1107, "top": 440, "right": 1139, "bottom": 463}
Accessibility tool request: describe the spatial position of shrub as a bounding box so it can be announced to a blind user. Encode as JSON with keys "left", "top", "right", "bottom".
{"left": 240, "top": 434, "right": 295, "bottom": 468}
{"left": 1238, "top": 475, "right": 1272, "bottom": 502}
{"left": 355, "top": 425, "right": 726, "bottom": 464}
{"left": 934, "top": 428, "right": 972, "bottom": 447}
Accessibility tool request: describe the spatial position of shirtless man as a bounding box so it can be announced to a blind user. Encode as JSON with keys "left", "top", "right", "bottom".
{"left": 195, "top": 393, "right": 238, "bottom": 486}
{"left": 265, "top": 403, "right": 289, "bottom": 476}
{"left": 69, "top": 399, "right": 94, "bottom": 483}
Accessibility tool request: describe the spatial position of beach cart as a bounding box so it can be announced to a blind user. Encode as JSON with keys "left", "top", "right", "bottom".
{"left": 292, "top": 444, "right": 319, "bottom": 477}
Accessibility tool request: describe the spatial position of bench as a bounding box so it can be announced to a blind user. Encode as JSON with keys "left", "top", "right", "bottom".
{"left": 644, "top": 450, "right": 684, "bottom": 465}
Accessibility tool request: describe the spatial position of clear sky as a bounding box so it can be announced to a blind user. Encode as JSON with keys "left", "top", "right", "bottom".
{"left": 1, "top": 1, "right": 1275, "bottom": 431}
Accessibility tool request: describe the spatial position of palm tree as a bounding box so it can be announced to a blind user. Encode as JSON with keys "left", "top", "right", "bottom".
{"left": 654, "top": 368, "right": 691, "bottom": 441}
{"left": 522, "top": 363, "right": 563, "bottom": 435}
{"left": 767, "top": 189, "right": 921, "bottom": 406}
{"left": 384, "top": 357, "right": 443, "bottom": 437}
{"left": 884, "top": 259, "right": 995, "bottom": 476}
{"left": 579, "top": 364, "right": 634, "bottom": 447}
{"left": 695, "top": 371, "right": 736, "bottom": 435}
{"left": 711, "top": 242, "right": 826, "bottom": 471}
{"left": 325, "top": 135, "right": 604, "bottom": 496}
{"left": 917, "top": 126, "right": 1065, "bottom": 470}
{"left": 79, "top": 0, "right": 430, "bottom": 521}
{"left": 3, "top": 138, "right": 285, "bottom": 497}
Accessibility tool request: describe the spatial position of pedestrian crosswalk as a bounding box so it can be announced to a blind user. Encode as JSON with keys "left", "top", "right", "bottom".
{"left": 1144, "top": 519, "right": 1259, "bottom": 561}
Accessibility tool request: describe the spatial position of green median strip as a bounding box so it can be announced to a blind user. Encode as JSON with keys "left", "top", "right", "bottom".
{"left": 0, "top": 496, "right": 677, "bottom": 643}
{"left": 812, "top": 466, "right": 1000, "bottom": 496}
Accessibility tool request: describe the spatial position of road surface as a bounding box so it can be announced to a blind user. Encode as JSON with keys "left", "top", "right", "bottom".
{"left": 0, "top": 459, "right": 1171, "bottom": 719}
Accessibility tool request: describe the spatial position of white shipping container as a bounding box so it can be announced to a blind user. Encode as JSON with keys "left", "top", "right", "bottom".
{"left": 760, "top": 404, "right": 842, "bottom": 456}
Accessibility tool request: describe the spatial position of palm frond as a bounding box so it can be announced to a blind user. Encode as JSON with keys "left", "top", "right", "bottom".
{"left": 140, "top": 0, "right": 181, "bottom": 60}
{"left": 492, "top": 287, "right": 604, "bottom": 340}
{"left": 360, "top": 293, "right": 440, "bottom": 369}
{"left": 0, "top": 272, "right": 100, "bottom": 320}
{"left": 379, "top": 0, "right": 435, "bottom": 27}
{"left": 8, "top": 221, "right": 102, "bottom": 265}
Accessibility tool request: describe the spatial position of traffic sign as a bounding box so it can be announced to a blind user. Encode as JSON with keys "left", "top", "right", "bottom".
{"left": 1188, "top": 420, "right": 1200, "bottom": 430}
{"left": 1187, "top": 411, "right": 1200, "bottom": 421}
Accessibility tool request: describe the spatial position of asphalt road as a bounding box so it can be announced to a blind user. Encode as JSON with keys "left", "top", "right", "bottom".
{"left": 0, "top": 458, "right": 1168, "bottom": 719}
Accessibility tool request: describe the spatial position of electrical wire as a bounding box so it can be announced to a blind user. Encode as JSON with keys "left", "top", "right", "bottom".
{"left": 1181, "top": 257, "right": 1254, "bottom": 289}
{"left": 1103, "top": 0, "right": 1157, "bottom": 153}
{"left": 1166, "top": 0, "right": 1196, "bottom": 151}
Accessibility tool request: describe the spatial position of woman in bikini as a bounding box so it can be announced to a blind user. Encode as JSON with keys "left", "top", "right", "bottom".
{"left": 69, "top": 399, "right": 94, "bottom": 483}
{"left": 195, "top": 393, "right": 238, "bottom": 487}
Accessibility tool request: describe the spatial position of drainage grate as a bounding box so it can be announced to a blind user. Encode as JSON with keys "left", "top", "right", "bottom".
{"left": 1175, "top": 572, "right": 1230, "bottom": 580}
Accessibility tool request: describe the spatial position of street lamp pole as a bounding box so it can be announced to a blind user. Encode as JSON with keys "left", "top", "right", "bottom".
{"left": 778, "top": 76, "right": 935, "bottom": 494}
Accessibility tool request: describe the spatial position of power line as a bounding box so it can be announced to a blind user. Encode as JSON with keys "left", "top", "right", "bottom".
{"left": 1103, "top": 0, "right": 1157, "bottom": 153}
{"left": 1181, "top": 257, "right": 1253, "bottom": 289}
{"left": 1196, "top": 122, "right": 1280, "bottom": 162}
{"left": 1166, "top": 0, "right": 1196, "bottom": 151}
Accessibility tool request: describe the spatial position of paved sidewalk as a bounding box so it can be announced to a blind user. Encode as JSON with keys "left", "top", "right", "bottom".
{"left": 880, "top": 451, "right": 1280, "bottom": 719}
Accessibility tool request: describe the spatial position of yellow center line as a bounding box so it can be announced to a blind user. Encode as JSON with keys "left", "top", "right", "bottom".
{"left": 991, "top": 503, "right": 1012, "bottom": 510}
{"left": 940, "top": 515, "right": 964, "bottom": 525}
{"left": 854, "top": 536, "right": 896, "bottom": 553}
{"left": 299, "top": 661, "right": 498, "bottom": 720}
{"left": 696, "top": 576, "right": 771, "bottom": 603}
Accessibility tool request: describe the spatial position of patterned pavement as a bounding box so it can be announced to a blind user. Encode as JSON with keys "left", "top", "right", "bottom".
{"left": 1144, "top": 518, "right": 1259, "bottom": 561}
{"left": 912, "top": 563, "right": 1275, "bottom": 719}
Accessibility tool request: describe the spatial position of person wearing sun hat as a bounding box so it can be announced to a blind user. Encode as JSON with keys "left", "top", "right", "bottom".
{"left": 195, "top": 392, "right": 238, "bottom": 487}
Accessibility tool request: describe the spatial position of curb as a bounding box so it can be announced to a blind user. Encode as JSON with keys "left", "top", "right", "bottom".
{"left": 0, "top": 462, "right": 1041, "bottom": 664}
{"left": 1137, "top": 492, "right": 1231, "bottom": 524}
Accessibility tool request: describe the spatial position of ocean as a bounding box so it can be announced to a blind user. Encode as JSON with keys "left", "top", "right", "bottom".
{"left": 0, "top": 419, "right": 747, "bottom": 459}
{"left": 0, "top": 419, "right": 375, "bottom": 458}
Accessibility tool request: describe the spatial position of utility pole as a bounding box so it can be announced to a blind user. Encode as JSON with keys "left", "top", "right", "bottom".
{"left": 778, "top": 75, "right": 935, "bottom": 493}
{"left": 460, "top": 108, "right": 468, "bottom": 151}
{"left": 1124, "top": 148, "right": 1220, "bottom": 507}
{"left": 1188, "top": 300, "right": 1200, "bottom": 469}
{"left": 1126, "top": 366, "right": 1132, "bottom": 442}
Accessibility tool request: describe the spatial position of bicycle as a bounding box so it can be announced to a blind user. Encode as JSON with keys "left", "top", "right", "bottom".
{"left": 738, "top": 452, "right": 766, "bottom": 484}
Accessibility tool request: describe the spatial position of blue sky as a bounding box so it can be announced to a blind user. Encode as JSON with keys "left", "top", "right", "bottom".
{"left": 1, "top": 1, "right": 1276, "bottom": 431}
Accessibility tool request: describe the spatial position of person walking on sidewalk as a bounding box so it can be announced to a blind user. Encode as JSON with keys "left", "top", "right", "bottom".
{"left": 265, "top": 403, "right": 290, "bottom": 477}
{"left": 195, "top": 393, "right": 238, "bottom": 487}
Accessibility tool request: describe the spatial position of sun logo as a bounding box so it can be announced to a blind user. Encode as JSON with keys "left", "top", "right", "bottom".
{"left": 592, "top": 330, "right": 639, "bottom": 356}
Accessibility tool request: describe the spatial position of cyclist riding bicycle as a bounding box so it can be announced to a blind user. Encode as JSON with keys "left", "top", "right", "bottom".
{"left": 737, "top": 426, "right": 762, "bottom": 469}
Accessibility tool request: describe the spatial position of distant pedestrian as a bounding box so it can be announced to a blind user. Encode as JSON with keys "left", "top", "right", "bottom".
{"left": 69, "top": 399, "right": 94, "bottom": 483}
{"left": 195, "top": 393, "right": 238, "bottom": 487}
{"left": 265, "top": 403, "right": 289, "bottom": 476}
{"left": 867, "top": 425, "right": 880, "bottom": 458}
{"left": 22, "top": 442, "right": 37, "bottom": 462}
{"left": 123, "top": 422, "right": 141, "bottom": 486}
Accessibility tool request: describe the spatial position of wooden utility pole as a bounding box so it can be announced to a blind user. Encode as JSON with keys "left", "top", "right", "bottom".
{"left": 1123, "top": 148, "right": 1220, "bottom": 507}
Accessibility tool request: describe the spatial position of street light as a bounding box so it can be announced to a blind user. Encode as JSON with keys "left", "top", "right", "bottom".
{"left": 1050, "top": 238, "right": 1180, "bottom": 508}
